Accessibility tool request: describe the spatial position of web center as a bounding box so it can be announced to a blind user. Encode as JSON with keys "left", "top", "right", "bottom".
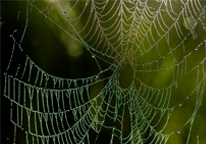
{"left": 117, "top": 50, "right": 135, "bottom": 88}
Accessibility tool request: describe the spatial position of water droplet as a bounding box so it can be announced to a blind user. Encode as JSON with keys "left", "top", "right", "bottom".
{"left": 186, "top": 96, "right": 189, "bottom": 99}
{"left": 46, "top": 15, "right": 48, "bottom": 18}
{"left": 96, "top": 75, "right": 99, "bottom": 79}
{"left": 204, "top": 39, "right": 206, "bottom": 42}
{"left": 142, "top": 63, "right": 145, "bottom": 66}
{"left": 179, "top": 103, "right": 183, "bottom": 107}
{"left": 163, "top": 56, "right": 166, "bottom": 58}
{"left": 92, "top": 55, "right": 95, "bottom": 58}
{"left": 66, "top": 17, "right": 69, "bottom": 20}
{"left": 195, "top": 48, "right": 199, "bottom": 51}
{"left": 177, "top": 129, "right": 181, "bottom": 134}
{"left": 64, "top": 12, "right": 66, "bottom": 15}
{"left": 13, "top": 29, "right": 18, "bottom": 33}
{"left": 156, "top": 59, "right": 159, "bottom": 61}
{"left": 177, "top": 64, "right": 179, "bottom": 66}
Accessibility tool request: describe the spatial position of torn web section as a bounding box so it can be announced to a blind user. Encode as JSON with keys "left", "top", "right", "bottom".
{"left": 1, "top": 1, "right": 31, "bottom": 143}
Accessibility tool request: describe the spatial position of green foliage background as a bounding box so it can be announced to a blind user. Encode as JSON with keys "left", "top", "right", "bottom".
{"left": 1, "top": 1, "right": 206, "bottom": 144}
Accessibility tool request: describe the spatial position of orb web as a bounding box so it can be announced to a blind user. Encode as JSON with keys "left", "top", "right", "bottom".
{"left": 1, "top": 0, "right": 206, "bottom": 144}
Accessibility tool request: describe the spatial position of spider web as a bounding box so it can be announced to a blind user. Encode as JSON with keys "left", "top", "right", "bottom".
{"left": 1, "top": 0, "right": 206, "bottom": 144}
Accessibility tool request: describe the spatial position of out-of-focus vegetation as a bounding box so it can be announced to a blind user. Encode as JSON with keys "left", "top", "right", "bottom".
{"left": 1, "top": 1, "right": 206, "bottom": 144}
